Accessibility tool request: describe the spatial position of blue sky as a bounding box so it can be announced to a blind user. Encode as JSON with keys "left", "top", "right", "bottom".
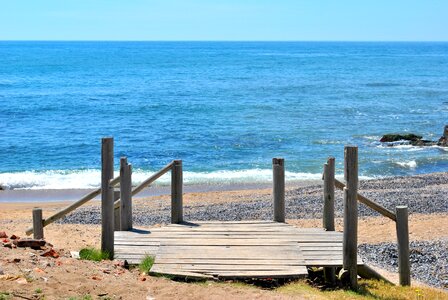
{"left": 1, "top": 0, "right": 447, "bottom": 41}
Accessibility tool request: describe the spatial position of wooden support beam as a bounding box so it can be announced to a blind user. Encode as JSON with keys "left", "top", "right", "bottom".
{"left": 131, "top": 161, "right": 174, "bottom": 197}
{"left": 120, "top": 157, "right": 133, "bottom": 231}
{"left": 323, "top": 157, "right": 335, "bottom": 231}
{"left": 101, "top": 137, "right": 114, "bottom": 258}
{"left": 323, "top": 157, "right": 335, "bottom": 284}
{"left": 273, "top": 158, "right": 285, "bottom": 223}
{"left": 32, "top": 208, "right": 44, "bottom": 240}
{"left": 171, "top": 160, "right": 183, "bottom": 224}
{"left": 113, "top": 190, "right": 121, "bottom": 231}
{"left": 343, "top": 146, "right": 358, "bottom": 289}
{"left": 396, "top": 206, "right": 411, "bottom": 286}
{"left": 334, "top": 179, "right": 396, "bottom": 221}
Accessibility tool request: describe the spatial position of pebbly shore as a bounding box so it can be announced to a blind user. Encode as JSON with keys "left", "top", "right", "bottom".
{"left": 60, "top": 172, "right": 448, "bottom": 225}
{"left": 359, "top": 239, "right": 448, "bottom": 289}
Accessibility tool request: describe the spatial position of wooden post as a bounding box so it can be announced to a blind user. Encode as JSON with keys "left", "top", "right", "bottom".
{"left": 323, "top": 157, "right": 336, "bottom": 283}
{"left": 396, "top": 206, "right": 411, "bottom": 286}
{"left": 273, "top": 158, "right": 285, "bottom": 222}
{"left": 343, "top": 146, "right": 358, "bottom": 289}
{"left": 32, "top": 208, "right": 44, "bottom": 240}
{"left": 323, "top": 157, "right": 335, "bottom": 231}
{"left": 120, "top": 157, "right": 133, "bottom": 231}
{"left": 171, "top": 160, "right": 183, "bottom": 224}
{"left": 113, "top": 189, "right": 121, "bottom": 231}
{"left": 101, "top": 137, "right": 114, "bottom": 258}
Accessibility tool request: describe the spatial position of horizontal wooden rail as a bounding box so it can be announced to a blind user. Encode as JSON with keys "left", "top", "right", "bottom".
{"left": 113, "top": 161, "right": 174, "bottom": 209}
{"left": 25, "top": 175, "right": 121, "bottom": 236}
{"left": 334, "top": 179, "right": 396, "bottom": 222}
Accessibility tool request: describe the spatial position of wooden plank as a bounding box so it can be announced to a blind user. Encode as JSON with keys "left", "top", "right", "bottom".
{"left": 130, "top": 161, "right": 174, "bottom": 197}
{"left": 155, "top": 255, "right": 303, "bottom": 260}
{"left": 119, "top": 254, "right": 303, "bottom": 261}
{"left": 151, "top": 267, "right": 308, "bottom": 278}
{"left": 114, "top": 230, "right": 342, "bottom": 236}
{"left": 114, "top": 247, "right": 160, "bottom": 253}
{"left": 149, "top": 268, "right": 213, "bottom": 279}
{"left": 154, "top": 264, "right": 307, "bottom": 271}
{"left": 154, "top": 259, "right": 307, "bottom": 265}
{"left": 114, "top": 236, "right": 343, "bottom": 241}
{"left": 334, "top": 179, "right": 396, "bottom": 221}
{"left": 25, "top": 187, "right": 101, "bottom": 235}
{"left": 148, "top": 226, "right": 300, "bottom": 231}
{"left": 115, "top": 240, "right": 296, "bottom": 246}
{"left": 214, "top": 270, "right": 308, "bottom": 278}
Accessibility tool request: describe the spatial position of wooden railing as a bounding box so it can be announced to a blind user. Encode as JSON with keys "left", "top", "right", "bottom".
{"left": 25, "top": 176, "right": 121, "bottom": 236}
{"left": 322, "top": 149, "right": 410, "bottom": 288}
{"left": 26, "top": 137, "right": 183, "bottom": 259}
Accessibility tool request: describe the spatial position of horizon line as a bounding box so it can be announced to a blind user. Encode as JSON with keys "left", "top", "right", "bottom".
{"left": 1, "top": 39, "right": 448, "bottom": 43}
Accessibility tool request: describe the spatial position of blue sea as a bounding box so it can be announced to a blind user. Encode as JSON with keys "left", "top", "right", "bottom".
{"left": 0, "top": 42, "right": 447, "bottom": 190}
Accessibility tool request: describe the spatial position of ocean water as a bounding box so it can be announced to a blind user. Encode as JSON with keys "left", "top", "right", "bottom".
{"left": 0, "top": 41, "right": 447, "bottom": 190}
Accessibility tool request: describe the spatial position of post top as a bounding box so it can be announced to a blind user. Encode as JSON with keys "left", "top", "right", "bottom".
{"left": 272, "top": 158, "right": 284, "bottom": 165}
{"left": 344, "top": 145, "right": 358, "bottom": 149}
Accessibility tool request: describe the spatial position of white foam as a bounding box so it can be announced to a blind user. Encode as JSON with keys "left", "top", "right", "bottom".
{"left": 0, "top": 169, "right": 328, "bottom": 190}
{"left": 395, "top": 160, "right": 417, "bottom": 168}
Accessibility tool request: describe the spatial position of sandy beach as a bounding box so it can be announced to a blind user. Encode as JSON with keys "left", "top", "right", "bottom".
{"left": 1, "top": 173, "right": 447, "bottom": 299}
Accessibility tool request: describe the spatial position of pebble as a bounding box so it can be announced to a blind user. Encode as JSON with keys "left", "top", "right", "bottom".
{"left": 359, "top": 239, "right": 448, "bottom": 289}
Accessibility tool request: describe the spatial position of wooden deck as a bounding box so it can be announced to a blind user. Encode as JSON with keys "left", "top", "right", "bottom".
{"left": 114, "top": 221, "right": 363, "bottom": 279}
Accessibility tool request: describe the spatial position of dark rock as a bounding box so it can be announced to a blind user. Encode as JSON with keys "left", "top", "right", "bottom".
{"left": 411, "top": 139, "right": 437, "bottom": 146}
{"left": 15, "top": 238, "right": 46, "bottom": 250}
{"left": 380, "top": 133, "right": 422, "bottom": 143}
{"left": 438, "top": 136, "right": 448, "bottom": 147}
{"left": 380, "top": 133, "right": 444, "bottom": 147}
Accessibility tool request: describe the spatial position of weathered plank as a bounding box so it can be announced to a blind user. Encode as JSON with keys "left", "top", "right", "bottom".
{"left": 113, "top": 221, "right": 363, "bottom": 279}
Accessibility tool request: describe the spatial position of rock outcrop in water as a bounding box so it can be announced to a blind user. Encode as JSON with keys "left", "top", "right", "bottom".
{"left": 380, "top": 125, "right": 448, "bottom": 147}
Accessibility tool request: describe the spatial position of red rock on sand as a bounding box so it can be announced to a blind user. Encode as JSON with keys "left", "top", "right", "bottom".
{"left": 41, "top": 248, "right": 60, "bottom": 258}
{"left": 0, "top": 231, "right": 7, "bottom": 238}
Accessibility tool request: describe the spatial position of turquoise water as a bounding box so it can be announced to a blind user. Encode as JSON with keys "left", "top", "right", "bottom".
{"left": 0, "top": 42, "right": 447, "bottom": 189}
